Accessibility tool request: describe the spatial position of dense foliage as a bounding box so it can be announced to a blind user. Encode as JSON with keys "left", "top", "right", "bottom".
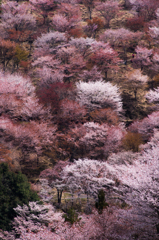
{"left": 0, "top": 163, "right": 39, "bottom": 231}
{"left": 1, "top": 0, "right": 159, "bottom": 238}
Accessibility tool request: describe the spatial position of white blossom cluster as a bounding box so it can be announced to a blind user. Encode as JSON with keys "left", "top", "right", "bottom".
{"left": 76, "top": 80, "right": 123, "bottom": 113}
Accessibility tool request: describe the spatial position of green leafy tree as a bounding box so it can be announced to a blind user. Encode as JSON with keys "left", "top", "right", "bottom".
{"left": 12, "top": 45, "right": 29, "bottom": 72}
{"left": 95, "top": 189, "right": 109, "bottom": 214}
{"left": 0, "top": 163, "right": 39, "bottom": 231}
{"left": 63, "top": 208, "right": 81, "bottom": 225}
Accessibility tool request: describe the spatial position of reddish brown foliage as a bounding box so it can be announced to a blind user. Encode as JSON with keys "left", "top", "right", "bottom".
{"left": 0, "top": 144, "right": 14, "bottom": 170}
{"left": 57, "top": 99, "right": 86, "bottom": 130}
{"left": 125, "top": 16, "right": 145, "bottom": 32}
{"left": 39, "top": 160, "right": 68, "bottom": 182}
{"left": 86, "top": 17, "right": 104, "bottom": 30}
{"left": 19, "top": 61, "right": 31, "bottom": 73}
{"left": 36, "top": 82, "right": 73, "bottom": 114}
{"left": 89, "top": 108, "right": 119, "bottom": 125}
{"left": 68, "top": 27, "right": 84, "bottom": 38}
{"left": 122, "top": 131, "right": 143, "bottom": 152}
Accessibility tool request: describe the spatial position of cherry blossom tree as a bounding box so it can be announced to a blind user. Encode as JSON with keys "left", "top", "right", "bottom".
{"left": 56, "top": 46, "right": 86, "bottom": 82}
{"left": 108, "top": 132, "right": 159, "bottom": 236}
{"left": 78, "top": 122, "right": 124, "bottom": 159}
{"left": 99, "top": 28, "right": 143, "bottom": 62}
{"left": 126, "top": 69, "right": 148, "bottom": 100}
{"left": 32, "top": 56, "right": 64, "bottom": 87}
{"left": 129, "top": 111, "right": 159, "bottom": 141}
{"left": 69, "top": 37, "right": 94, "bottom": 58}
{"left": 61, "top": 158, "right": 115, "bottom": 200}
{"left": 0, "top": 71, "right": 49, "bottom": 121}
{"left": 130, "top": 0, "right": 159, "bottom": 22}
{"left": 149, "top": 52, "right": 159, "bottom": 76}
{"left": 79, "top": 65, "right": 103, "bottom": 82}
{"left": 89, "top": 42, "right": 121, "bottom": 78}
{"left": 76, "top": 80, "right": 123, "bottom": 114}
{"left": 40, "top": 161, "right": 68, "bottom": 182}
{"left": 7, "top": 202, "right": 63, "bottom": 239}
{"left": 57, "top": 99, "right": 86, "bottom": 128}
{"left": 148, "top": 26, "right": 159, "bottom": 44}
{"left": 82, "top": 0, "right": 96, "bottom": 19}
{"left": 146, "top": 87, "right": 159, "bottom": 104}
{"left": 33, "top": 31, "right": 67, "bottom": 58}
{"left": 0, "top": 117, "right": 57, "bottom": 157}
{"left": 58, "top": 2, "right": 81, "bottom": 21}
{"left": 1, "top": 1, "right": 36, "bottom": 39}
{"left": 30, "top": 0, "right": 59, "bottom": 29}
{"left": 52, "top": 3, "right": 81, "bottom": 34}
{"left": 133, "top": 45, "right": 153, "bottom": 70}
{"left": 52, "top": 14, "right": 71, "bottom": 32}
{"left": 95, "top": 0, "right": 122, "bottom": 28}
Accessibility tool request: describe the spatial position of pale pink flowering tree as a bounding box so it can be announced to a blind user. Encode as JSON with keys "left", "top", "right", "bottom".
{"left": 29, "top": 0, "right": 59, "bottom": 29}
{"left": 36, "top": 67, "right": 64, "bottom": 87}
{"left": 79, "top": 122, "right": 124, "bottom": 159}
{"left": 129, "top": 111, "right": 159, "bottom": 141}
{"left": 52, "top": 3, "right": 81, "bottom": 33}
{"left": 61, "top": 158, "right": 115, "bottom": 200}
{"left": 130, "top": 0, "right": 159, "bottom": 22}
{"left": 90, "top": 41, "right": 121, "bottom": 78}
{"left": 149, "top": 52, "right": 159, "bottom": 76}
{"left": 133, "top": 45, "right": 153, "bottom": 70}
{"left": 52, "top": 14, "right": 71, "bottom": 32}
{"left": 79, "top": 122, "right": 109, "bottom": 159}
{"left": 55, "top": 149, "right": 159, "bottom": 237}
{"left": 108, "top": 132, "right": 159, "bottom": 225}
{"left": 56, "top": 46, "right": 86, "bottom": 82}
{"left": 95, "top": 0, "right": 122, "bottom": 28}
{"left": 3, "top": 202, "right": 64, "bottom": 240}
{"left": 149, "top": 27, "right": 159, "bottom": 42}
{"left": 69, "top": 37, "right": 94, "bottom": 58}
{"left": 1, "top": 1, "right": 36, "bottom": 33}
{"left": 146, "top": 87, "right": 159, "bottom": 104}
{"left": 0, "top": 72, "right": 48, "bottom": 121}
{"left": 126, "top": 69, "right": 148, "bottom": 100}
{"left": 58, "top": 2, "right": 81, "bottom": 21}
{"left": 79, "top": 65, "right": 103, "bottom": 82}
{"left": 40, "top": 161, "right": 69, "bottom": 182}
{"left": 99, "top": 28, "right": 143, "bottom": 61}
{"left": 0, "top": 117, "right": 57, "bottom": 155}
{"left": 103, "top": 125, "right": 125, "bottom": 158}
{"left": 32, "top": 56, "right": 64, "bottom": 87}
{"left": 33, "top": 31, "right": 67, "bottom": 57}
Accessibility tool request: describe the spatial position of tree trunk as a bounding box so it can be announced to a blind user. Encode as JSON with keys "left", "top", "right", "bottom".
{"left": 105, "top": 70, "right": 108, "bottom": 79}
{"left": 134, "top": 88, "right": 137, "bottom": 101}
{"left": 88, "top": 7, "right": 92, "bottom": 19}
{"left": 57, "top": 189, "right": 63, "bottom": 205}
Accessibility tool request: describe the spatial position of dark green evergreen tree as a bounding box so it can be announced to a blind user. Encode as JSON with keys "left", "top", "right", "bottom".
{"left": 0, "top": 163, "right": 39, "bottom": 231}
{"left": 95, "top": 189, "right": 109, "bottom": 214}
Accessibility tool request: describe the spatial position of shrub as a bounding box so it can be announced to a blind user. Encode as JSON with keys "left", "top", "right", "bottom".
{"left": 63, "top": 208, "right": 81, "bottom": 224}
